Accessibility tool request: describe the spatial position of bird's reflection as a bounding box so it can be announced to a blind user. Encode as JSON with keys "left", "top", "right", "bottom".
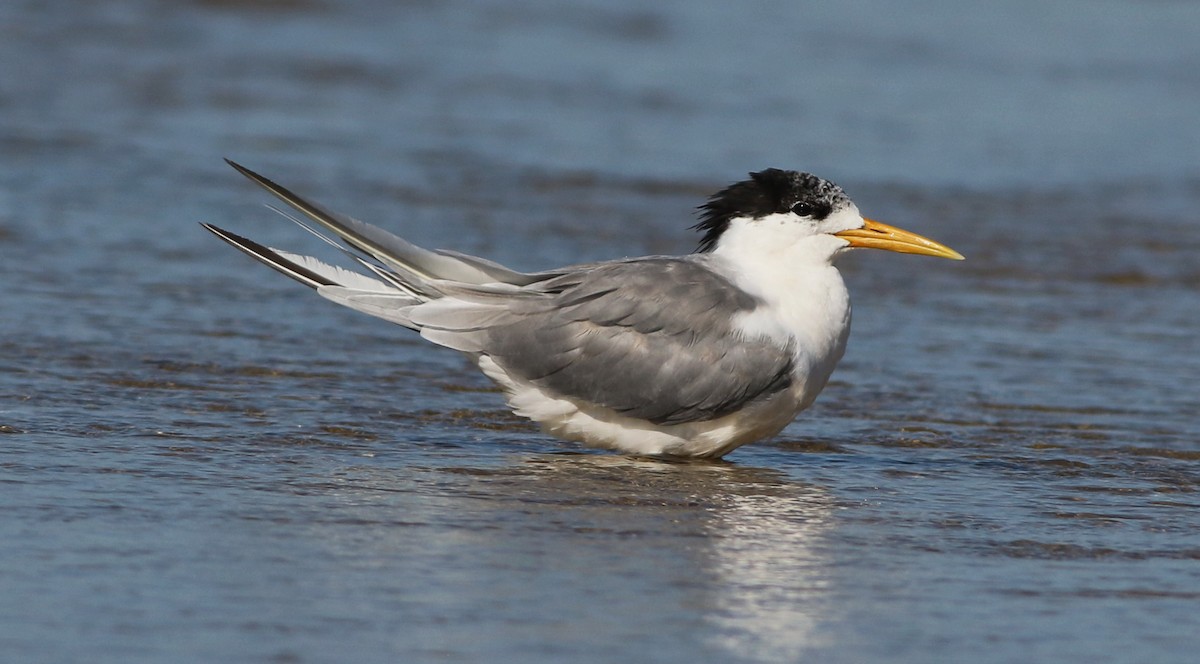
{"left": 314, "top": 451, "right": 837, "bottom": 660}
{"left": 701, "top": 481, "right": 835, "bottom": 661}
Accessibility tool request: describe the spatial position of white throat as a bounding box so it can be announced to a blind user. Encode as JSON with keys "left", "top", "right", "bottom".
{"left": 713, "top": 213, "right": 847, "bottom": 267}
{"left": 709, "top": 212, "right": 854, "bottom": 407}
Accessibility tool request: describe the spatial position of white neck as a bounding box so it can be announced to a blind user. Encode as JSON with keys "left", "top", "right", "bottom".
{"left": 709, "top": 212, "right": 849, "bottom": 301}
{"left": 708, "top": 213, "right": 854, "bottom": 404}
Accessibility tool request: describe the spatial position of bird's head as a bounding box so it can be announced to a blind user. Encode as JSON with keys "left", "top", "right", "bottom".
{"left": 694, "top": 169, "right": 963, "bottom": 262}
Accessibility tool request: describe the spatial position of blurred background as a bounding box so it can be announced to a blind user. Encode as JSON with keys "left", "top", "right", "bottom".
{"left": 2, "top": 1, "right": 1199, "bottom": 662}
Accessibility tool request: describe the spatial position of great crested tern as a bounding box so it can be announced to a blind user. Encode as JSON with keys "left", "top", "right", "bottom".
{"left": 203, "top": 160, "right": 962, "bottom": 458}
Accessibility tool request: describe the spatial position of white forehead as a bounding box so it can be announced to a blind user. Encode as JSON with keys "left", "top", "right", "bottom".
{"left": 818, "top": 202, "right": 864, "bottom": 234}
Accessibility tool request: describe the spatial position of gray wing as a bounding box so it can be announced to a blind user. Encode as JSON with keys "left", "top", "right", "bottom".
{"left": 417, "top": 258, "right": 795, "bottom": 425}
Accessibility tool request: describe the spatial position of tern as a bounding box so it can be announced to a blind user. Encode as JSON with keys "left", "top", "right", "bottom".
{"left": 203, "top": 160, "right": 962, "bottom": 458}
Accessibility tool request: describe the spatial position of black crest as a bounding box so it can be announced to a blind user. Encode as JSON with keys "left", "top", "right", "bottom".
{"left": 692, "top": 169, "right": 849, "bottom": 252}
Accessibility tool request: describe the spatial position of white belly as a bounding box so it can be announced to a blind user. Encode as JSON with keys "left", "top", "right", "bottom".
{"left": 476, "top": 350, "right": 838, "bottom": 458}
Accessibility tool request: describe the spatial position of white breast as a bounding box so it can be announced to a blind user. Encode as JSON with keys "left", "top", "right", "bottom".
{"left": 710, "top": 214, "right": 854, "bottom": 412}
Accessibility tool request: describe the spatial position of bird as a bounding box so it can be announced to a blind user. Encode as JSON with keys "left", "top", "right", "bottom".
{"left": 203, "top": 160, "right": 962, "bottom": 459}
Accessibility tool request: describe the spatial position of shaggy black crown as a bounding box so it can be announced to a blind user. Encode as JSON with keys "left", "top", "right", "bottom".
{"left": 692, "top": 169, "right": 849, "bottom": 253}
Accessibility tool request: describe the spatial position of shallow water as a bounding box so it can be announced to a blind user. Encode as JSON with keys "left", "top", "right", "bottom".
{"left": 3, "top": 1, "right": 1200, "bottom": 662}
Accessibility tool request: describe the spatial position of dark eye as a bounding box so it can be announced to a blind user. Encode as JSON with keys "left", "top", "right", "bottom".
{"left": 790, "top": 201, "right": 817, "bottom": 217}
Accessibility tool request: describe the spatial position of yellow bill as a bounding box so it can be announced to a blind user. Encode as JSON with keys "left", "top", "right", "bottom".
{"left": 835, "top": 218, "right": 964, "bottom": 260}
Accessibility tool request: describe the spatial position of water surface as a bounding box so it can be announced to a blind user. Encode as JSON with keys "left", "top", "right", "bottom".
{"left": 2, "top": 1, "right": 1199, "bottom": 662}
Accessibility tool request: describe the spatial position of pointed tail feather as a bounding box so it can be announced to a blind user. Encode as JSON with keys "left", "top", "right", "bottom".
{"left": 201, "top": 223, "right": 389, "bottom": 292}
{"left": 223, "top": 159, "right": 537, "bottom": 286}
{"left": 262, "top": 202, "right": 439, "bottom": 299}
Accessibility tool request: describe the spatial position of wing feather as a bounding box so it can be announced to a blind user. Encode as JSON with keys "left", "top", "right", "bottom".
{"left": 224, "top": 159, "right": 539, "bottom": 286}
{"left": 424, "top": 257, "right": 795, "bottom": 425}
{"left": 202, "top": 223, "right": 389, "bottom": 291}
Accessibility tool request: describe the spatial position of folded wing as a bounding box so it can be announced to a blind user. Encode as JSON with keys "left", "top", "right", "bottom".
{"left": 411, "top": 258, "right": 796, "bottom": 425}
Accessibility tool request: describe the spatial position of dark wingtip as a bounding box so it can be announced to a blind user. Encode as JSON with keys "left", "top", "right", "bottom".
{"left": 222, "top": 159, "right": 299, "bottom": 204}
{"left": 199, "top": 221, "right": 335, "bottom": 289}
{"left": 224, "top": 158, "right": 262, "bottom": 182}
{"left": 199, "top": 221, "right": 243, "bottom": 244}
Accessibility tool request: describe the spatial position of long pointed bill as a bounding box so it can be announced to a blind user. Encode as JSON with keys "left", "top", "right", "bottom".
{"left": 835, "top": 218, "right": 964, "bottom": 260}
